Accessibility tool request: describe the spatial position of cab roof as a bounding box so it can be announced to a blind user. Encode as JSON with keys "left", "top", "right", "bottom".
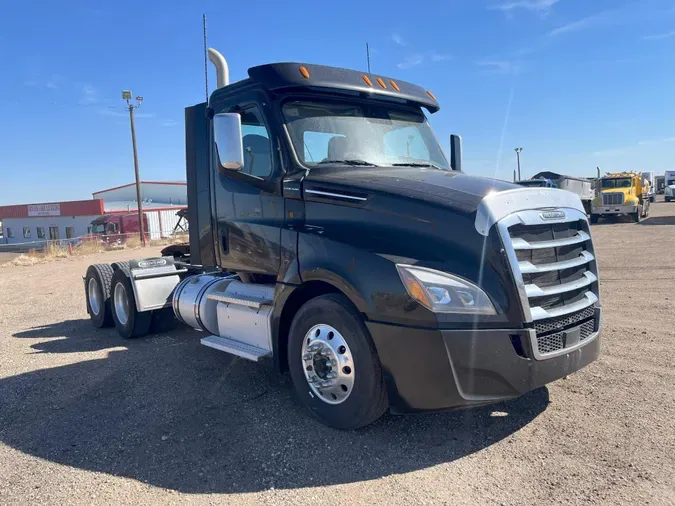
{"left": 238, "top": 62, "right": 440, "bottom": 113}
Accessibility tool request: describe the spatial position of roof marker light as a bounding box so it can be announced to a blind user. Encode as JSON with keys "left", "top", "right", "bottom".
{"left": 362, "top": 75, "right": 373, "bottom": 86}
{"left": 426, "top": 90, "right": 437, "bottom": 100}
{"left": 389, "top": 80, "right": 400, "bottom": 91}
{"left": 376, "top": 77, "right": 386, "bottom": 89}
{"left": 299, "top": 66, "right": 310, "bottom": 79}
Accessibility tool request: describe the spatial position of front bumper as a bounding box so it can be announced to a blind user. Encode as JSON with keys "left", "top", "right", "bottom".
{"left": 367, "top": 308, "right": 601, "bottom": 413}
{"left": 591, "top": 203, "right": 637, "bottom": 215}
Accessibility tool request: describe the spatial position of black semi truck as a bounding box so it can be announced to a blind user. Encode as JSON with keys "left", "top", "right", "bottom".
{"left": 83, "top": 48, "right": 602, "bottom": 429}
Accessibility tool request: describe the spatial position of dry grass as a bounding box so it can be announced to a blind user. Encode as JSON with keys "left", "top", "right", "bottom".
{"left": 1, "top": 233, "right": 190, "bottom": 268}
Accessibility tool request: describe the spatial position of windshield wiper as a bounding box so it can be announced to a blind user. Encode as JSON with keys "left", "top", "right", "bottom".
{"left": 318, "top": 159, "right": 379, "bottom": 167}
{"left": 392, "top": 162, "right": 445, "bottom": 171}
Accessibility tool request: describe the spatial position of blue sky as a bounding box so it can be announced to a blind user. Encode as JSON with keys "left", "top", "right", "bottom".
{"left": 1, "top": 0, "right": 674, "bottom": 205}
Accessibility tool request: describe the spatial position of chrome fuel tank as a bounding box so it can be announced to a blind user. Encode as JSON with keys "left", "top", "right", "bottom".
{"left": 172, "top": 274, "right": 235, "bottom": 334}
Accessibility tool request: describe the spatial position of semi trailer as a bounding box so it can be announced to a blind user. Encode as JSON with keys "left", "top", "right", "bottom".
{"left": 83, "top": 48, "right": 602, "bottom": 429}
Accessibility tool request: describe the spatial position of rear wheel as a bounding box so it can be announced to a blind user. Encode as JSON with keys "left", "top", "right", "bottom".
{"left": 85, "top": 264, "right": 114, "bottom": 328}
{"left": 111, "top": 269, "right": 152, "bottom": 339}
{"left": 287, "top": 294, "right": 388, "bottom": 430}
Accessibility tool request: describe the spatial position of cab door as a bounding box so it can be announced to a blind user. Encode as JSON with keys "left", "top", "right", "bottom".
{"left": 211, "top": 88, "right": 285, "bottom": 275}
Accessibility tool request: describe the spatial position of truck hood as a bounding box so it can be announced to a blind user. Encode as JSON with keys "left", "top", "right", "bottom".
{"left": 303, "top": 167, "right": 517, "bottom": 214}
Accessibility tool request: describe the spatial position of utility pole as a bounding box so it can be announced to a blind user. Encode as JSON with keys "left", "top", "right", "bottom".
{"left": 514, "top": 147, "right": 523, "bottom": 181}
{"left": 122, "top": 91, "right": 146, "bottom": 247}
{"left": 366, "top": 42, "right": 371, "bottom": 73}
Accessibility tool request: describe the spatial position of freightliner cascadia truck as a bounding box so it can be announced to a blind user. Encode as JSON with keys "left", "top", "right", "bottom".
{"left": 83, "top": 48, "right": 602, "bottom": 429}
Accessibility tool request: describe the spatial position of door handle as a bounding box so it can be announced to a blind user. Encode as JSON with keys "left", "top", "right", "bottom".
{"left": 220, "top": 229, "right": 229, "bottom": 255}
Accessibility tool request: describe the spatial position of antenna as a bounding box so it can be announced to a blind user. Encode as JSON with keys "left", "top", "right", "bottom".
{"left": 203, "top": 14, "right": 208, "bottom": 102}
{"left": 366, "top": 42, "right": 371, "bottom": 73}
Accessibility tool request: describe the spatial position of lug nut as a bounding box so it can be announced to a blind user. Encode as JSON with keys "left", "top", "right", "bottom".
{"left": 303, "top": 353, "right": 313, "bottom": 360}
{"left": 326, "top": 372, "right": 338, "bottom": 379}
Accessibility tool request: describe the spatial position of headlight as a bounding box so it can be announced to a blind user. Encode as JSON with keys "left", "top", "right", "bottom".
{"left": 396, "top": 264, "right": 496, "bottom": 315}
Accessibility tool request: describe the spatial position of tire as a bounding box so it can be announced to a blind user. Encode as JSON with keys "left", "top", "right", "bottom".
{"left": 666, "top": 197, "right": 671, "bottom": 203}
{"left": 287, "top": 293, "right": 388, "bottom": 430}
{"left": 633, "top": 206, "right": 642, "bottom": 223}
{"left": 150, "top": 306, "right": 179, "bottom": 333}
{"left": 110, "top": 268, "right": 152, "bottom": 339}
{"left": 650, "top": 196, "right": 655, "bottom": 203}
{"left": 590, "top": 214, "right": 599, "bottom": 224}
{"left": 85, "top": 264, "right": 115, "bottom": 328}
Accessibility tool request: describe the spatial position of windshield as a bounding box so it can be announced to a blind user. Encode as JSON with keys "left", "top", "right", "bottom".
{"left": 602, "top": 178, "right": 632, "bottom": 189}
{"left": 91, "top": 224, "right": 105, "bottom": 233}
{"left": 282, "top": 100, "right": 449, "bottom": 170}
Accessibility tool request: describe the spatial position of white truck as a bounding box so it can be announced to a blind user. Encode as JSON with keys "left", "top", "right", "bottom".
{"left": 642, "top": 171, "right": 656, "bottom": 203}
{"left": 665, "top": 171, "right": 675, "bottom": 202}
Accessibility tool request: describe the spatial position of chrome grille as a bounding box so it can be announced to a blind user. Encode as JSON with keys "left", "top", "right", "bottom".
{"left": 534, "top": 306, "right": 595, "bottom": 334}
{"left": 602, "top": 193, "right": 624, "bottom": 206}
{"left": 535, "top": 319, "right": 596, "bottom": 356}
{"left": 499, "top": 212, "right": 600, "bottom": 323}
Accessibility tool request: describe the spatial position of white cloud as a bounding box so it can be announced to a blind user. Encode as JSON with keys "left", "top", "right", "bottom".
{"left": 593, "top": 147, "right": 628, "bottom": 157}
{"left": 430, "top": 51, "right": 451, "bottom": 62}
{"left": 392, "top": 33, "right": 407, "bottom": 46}
{"left": 397, "top": 51, "right": 450, "bottom": 69}
{"left": 476, "top": 60, "right": 520, "bottom": 74}
{"left": 489, "top": 0, "right": 559, "bottom": 12}
{"left": 397, "top": 53, "right": 424, "bottom": 69}
{"left": 638, "top": 136, "right": 675, "bottom": 146}
{"left": 642, "top": 31, "right": 675, "bottom": 40}
{"left": 99, "top": 108, "right": 155, "bottom": 119}
{"left": 79, "top": 84, "right": 98, "bottom": 105}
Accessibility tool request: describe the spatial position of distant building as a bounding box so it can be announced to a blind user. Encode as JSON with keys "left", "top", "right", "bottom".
{"left": 0, "top": 181, "right": 187, "bottom": 246}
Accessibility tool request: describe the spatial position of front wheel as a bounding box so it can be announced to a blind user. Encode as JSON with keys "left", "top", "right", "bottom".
{"left": 633, "top": 205, "right": 643, "bottom": 223}
{"left": 590, "top": 214, "right": 599, "bottom": 224}
{"left": 287, "top": 294, "right": 388, "bottom": 430}
{"left": 111, "top": 269, "right": 152, "bottom": 339}
{"left": 666, "top": 197, "right": 672, "bottom": 203}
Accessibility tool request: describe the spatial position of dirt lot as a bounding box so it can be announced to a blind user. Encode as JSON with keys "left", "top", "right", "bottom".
{"left": 1, "top": 202, "right": 674, "bottom": 505}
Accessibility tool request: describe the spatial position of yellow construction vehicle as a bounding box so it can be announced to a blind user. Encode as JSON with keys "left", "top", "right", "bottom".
{"left": 591, "top": 171, "right": 651, "bottom": 223}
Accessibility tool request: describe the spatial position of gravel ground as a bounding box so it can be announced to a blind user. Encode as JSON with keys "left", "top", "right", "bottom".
{"left": 0, "top": 202, "right": 674, "bottom": 505}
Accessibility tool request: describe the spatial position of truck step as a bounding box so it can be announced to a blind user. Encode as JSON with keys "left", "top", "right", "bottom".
{"left": 200, "top": 335, "right": 271, "bottom": 362}
{"left": 206, "top": 291, "right": 273, "bottom": 309}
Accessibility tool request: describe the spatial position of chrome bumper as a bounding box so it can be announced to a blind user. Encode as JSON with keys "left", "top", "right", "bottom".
{"left": 591, "top": 203, "right": 637, "bottom": 215}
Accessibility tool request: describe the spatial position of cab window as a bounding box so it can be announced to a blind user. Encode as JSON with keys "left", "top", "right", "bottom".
{"left": 240, "top": 107, "right": 273, "bottom": 178}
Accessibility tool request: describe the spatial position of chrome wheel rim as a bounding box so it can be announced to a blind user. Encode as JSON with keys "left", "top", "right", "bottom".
{"left": 88, "top": 278, "right": 101, "bottom": 316}
{"left": 301, "top": 324, "right": 354, "bottom": 405}
{"left": 113, "top": 282, "right": 130, "bottom": 325}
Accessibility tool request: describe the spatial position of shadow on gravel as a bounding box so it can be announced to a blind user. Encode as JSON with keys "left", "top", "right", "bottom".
{"left": 2, "top": 319, "right": 549, "bottom": 494}
{"left": 639, "top": 215, "right": 675, "bottom": 226}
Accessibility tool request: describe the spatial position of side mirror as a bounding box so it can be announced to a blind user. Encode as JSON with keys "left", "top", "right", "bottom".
{"left": 213, "top": 113, "right": 244, "bottom": 171}
{"left": 450, "top": 134, "right": 462, "bottom": 172}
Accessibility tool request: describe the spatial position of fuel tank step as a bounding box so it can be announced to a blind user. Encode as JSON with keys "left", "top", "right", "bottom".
{"left": 200, "top": 335, "right": 271, "bottom": 362}
{"left": 206, "top": 291, "right": 273, "bottom": 309}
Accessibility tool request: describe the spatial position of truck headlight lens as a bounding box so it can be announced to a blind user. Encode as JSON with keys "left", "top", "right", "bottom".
{"left": 396, "top": 265, "right": 496, "bottom": 315}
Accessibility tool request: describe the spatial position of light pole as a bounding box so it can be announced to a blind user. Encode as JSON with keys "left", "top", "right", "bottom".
{"left": 122, "top": 90, "right": 146, "bottom": 247}
{"left": 514, "top": 147, "right": 523, "bottom": 181}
